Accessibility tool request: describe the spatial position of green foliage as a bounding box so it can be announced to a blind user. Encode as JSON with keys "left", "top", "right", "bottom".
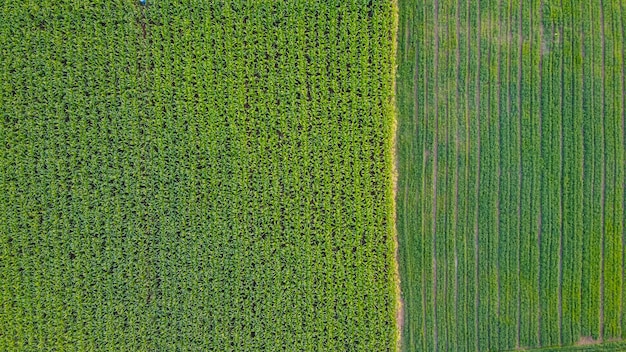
{"left": 0, "top": 0, "right": 398, "bottom": 350}
{"left": 397, "top": 0, "right": 626, "bottom": 351}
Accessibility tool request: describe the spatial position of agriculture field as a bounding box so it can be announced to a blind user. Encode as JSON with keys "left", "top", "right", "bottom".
{"left": 0, "top": 1, "right": 399, "bottom": 350}
{"left": 397, "top": 0, "right": 626, "bottom": 351}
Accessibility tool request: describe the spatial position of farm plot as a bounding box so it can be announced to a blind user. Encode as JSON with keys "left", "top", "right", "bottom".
{"left": 0, "top": 1, "right": 399, "bottom": 350}
{"left": 396, "top": 0, "right": 626, "bottom": 351}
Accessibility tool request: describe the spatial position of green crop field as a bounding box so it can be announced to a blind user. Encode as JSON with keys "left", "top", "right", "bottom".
{"left": 0, "top": 1, "right": 400, "bottom": 350}
{"left": 5, "top": 0, "right": 626, "bottom": 351}
{"left": 397, "top": 0, "right": 626, "bottom": 351}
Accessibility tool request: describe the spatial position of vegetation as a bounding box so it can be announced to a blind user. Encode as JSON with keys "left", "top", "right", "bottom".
{"left": 397, "top": 0, "right": 626, "bottom": 351}
{"left": 0, "top": 0, "right": 399, "bottom": 350}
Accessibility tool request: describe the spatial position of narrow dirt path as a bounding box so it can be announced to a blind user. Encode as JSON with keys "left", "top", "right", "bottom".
{"left": 389, "top": 2, "right": 403, "bottom": 351}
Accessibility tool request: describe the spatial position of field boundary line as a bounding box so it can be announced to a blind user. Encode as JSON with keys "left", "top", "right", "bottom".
{"left": 389, "top": 1, "right": 402, "bottom": 351}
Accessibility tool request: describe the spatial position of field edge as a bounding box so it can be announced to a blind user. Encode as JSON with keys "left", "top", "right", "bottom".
{"left": 389, "top": 0, "right": 403, "bottom": 351}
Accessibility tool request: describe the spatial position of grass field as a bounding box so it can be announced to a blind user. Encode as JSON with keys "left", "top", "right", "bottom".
{"left": 0, "top": 1, "right": 399, "bottom": 350}
{"left": 396, "top": 0, "right": 626, "bottom": 351}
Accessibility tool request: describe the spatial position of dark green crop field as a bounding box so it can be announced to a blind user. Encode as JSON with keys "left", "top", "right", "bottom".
{"left": 397, "top": 0, "right": 626, "bottom": 351}
{"left": 0, "top": 1, "right": 399, "bottom": 350}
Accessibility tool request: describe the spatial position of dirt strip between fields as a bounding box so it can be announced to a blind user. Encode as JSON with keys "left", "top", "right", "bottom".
{"left": 390, "top": 1, "right": 404, "bottom": 351}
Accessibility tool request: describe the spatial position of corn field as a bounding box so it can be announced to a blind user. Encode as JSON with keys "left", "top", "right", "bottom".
{"left": 0, "top": 1, "right": 399, "bottom": 350}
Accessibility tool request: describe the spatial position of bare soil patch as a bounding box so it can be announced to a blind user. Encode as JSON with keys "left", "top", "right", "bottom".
{"left": 574, "top": 336, "right": 601, "bottom": 346}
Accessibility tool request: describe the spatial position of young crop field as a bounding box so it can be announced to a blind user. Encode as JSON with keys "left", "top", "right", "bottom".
{"left": 0, "top": 0, "right": 400, "bottom": 350}
{"left": 397, "top": 0, "right": 626, "bottom": 351}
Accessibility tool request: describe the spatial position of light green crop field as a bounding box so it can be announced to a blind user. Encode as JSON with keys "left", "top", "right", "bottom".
{"left": 0, "top": 1, "right": 399, "bottom": 350}
{"left": 397, "top": 0, "right": 626, "bottom": 351}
